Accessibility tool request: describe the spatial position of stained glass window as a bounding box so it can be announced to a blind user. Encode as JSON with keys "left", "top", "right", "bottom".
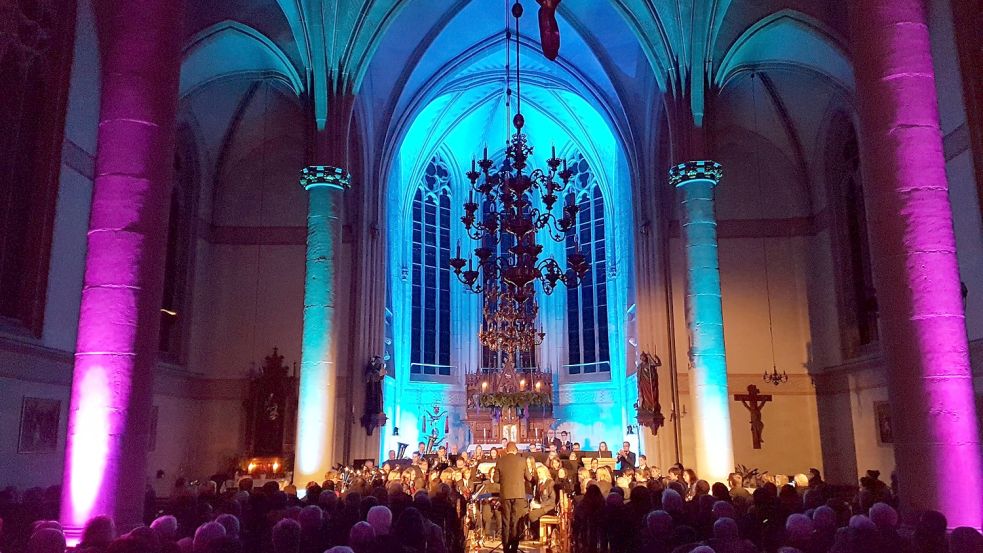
{"left": 411, "top": 156, "right": 452, "bottom": 377}
{"left": 565, "top": 153, "right": 610, "bottom": 375}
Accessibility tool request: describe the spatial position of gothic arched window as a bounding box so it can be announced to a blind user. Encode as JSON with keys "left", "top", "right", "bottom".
{"left": 0, "top": 0, "right": 75, "bottom": 335}
{"left": 565, "top": 153, "right": 610, "bottom": 374}
{"left": 842, "top": 132, "right": 878, "bottom": 350}
{"left": 410, "top": 156, "right": 452, "bottom": 377}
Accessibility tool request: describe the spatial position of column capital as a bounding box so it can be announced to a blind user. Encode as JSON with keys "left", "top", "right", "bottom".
{"left": 300, "top": 165, "right": 351, "bottom": 191}
{"left": 669, "top": 160, "right": 723, "bottom": 188}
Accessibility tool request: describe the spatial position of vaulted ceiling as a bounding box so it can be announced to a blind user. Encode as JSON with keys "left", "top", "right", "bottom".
{"left": 175, "top": 0, "right": 859, "bottom": 222}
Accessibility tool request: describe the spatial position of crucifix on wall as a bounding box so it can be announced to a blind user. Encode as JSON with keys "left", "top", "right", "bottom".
{"left": 734, "top": 384, "right": 772, "bottom": 449}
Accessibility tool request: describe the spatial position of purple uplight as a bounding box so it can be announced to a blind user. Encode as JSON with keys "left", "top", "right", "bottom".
{"left": 65, "top": 365, "right": 111, "bottom": 525}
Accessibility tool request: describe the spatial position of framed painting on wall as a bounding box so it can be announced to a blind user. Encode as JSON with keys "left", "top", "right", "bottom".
{"left": 874, "top": 401, "right": 893, "bottom": 445}
{"left": 18, "top": 397, "right": 61, "bottom": 453}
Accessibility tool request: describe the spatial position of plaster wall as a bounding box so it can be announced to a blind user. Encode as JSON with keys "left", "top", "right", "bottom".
{"left": 667, "top": 226, "right": 824, "bottom": 477}
{"left": 190, "top": 244, "right": 306, "bottom": 379}
{"left": 145, "top": 394, "right": 203, "bottom": 487}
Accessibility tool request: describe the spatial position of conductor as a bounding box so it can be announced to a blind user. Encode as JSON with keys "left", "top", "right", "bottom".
{"left": 495, "top": 441, "right": 532, "bottom": 553}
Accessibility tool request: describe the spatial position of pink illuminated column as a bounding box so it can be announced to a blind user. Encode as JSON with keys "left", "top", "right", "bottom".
{"left": 850, "top": 0, "right": 982, "bottom": 527}
{"left": 60, "top": 0, "right": 184, "bottom": 537}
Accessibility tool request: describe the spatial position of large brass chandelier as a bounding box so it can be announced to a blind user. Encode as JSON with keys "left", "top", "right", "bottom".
{"left": 478, "top": 287, "right": 545, "bottom": 354}
{"left": 448, "top": 0, "right": 589, "bottom": 363}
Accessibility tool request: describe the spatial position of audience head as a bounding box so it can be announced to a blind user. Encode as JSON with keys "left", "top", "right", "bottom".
{"left": 31, "top": 521, "right": 62, "bottom": 534}
{"left": 812, "top": 505, "right": 837, "bottom": 531}
{"left": 81, "top": 515, "right": 116, "bottom": 548}
{"left": 848, "top": 515, "right": 876, "bottom": 531}
{"left": 711, "top": 500, "right": 736, "bottom": 520}
{"left": 126, "top": 526, "right": 161, "bottom": 553}
{"left": 645, "top": 510, "right": 673, "bottom": 538}
{"left": 151, "top": 515, "right": 178, "bottom": 541}
{"left": 950, "top": 527, "right": 983, "bottom": 553}
{"left": 214, "top": 514, "right": 240, "bottom": 539}
{"left": 367, "top": 505, "right": 392, "bottom": 536}
{"left": 349, "top": 522, "right": 375, "bottom": 553}
{"left": 868, "top": 502, "right": 898, "bottom": 529}
{"left": 298, "top": 506, "right": 323, "bottom": 532}
{"left": 505, "top": 441, "right": 518, "bottom": 454}
{"left": 913, "top": 510, "right": 948, "bottom": 553}
{"left": 28, "top": 528, "right": 66, "bottom": 553}
{"left": 392, "top": 507, "right": 427, "bottom": 552}
{"left": 661, "top": 488, "right": 684, "bottom": 513}
{"left": 175, "top": 538, "right": 193, "bottom": 553}
{"left": 237, "top": 477, "right": 253, "bottom": 493}
{"left": 193, "top": 522, "right": 226, "bottom": 553}
{"left": 785, "top": 513, "right": 814, "bottom": 542}
{"left": 713, "top": 517, "right": 739, "bottom": 541}
{"left": 271, "top": 518, "right": 301, "bottom": 553}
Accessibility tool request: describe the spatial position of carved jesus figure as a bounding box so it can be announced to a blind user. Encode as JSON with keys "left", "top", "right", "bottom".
{"left": 735, "top": 385, "right": 771, "bottom": 449}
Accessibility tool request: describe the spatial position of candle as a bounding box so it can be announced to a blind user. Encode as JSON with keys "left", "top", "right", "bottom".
{"left": 551, "top": 143, "right": 556, "bottom": 159}
{"left": 456, "top": 239, "right": 461, "bottom": 257}
{"left": 483, "top": 143, "right": 488, "bottom": 160}
{"left": 472, "top": 156, "right": 476, "bottom": 172}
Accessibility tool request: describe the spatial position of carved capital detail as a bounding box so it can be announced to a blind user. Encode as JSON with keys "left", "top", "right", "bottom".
{"left": 300, "top": 165, "right": 351, "bottom": 191}
{"left": 668, "top": 160, "right": 723, "bottom": 188}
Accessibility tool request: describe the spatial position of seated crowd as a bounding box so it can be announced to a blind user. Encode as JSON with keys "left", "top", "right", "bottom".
{"left": 1, "top": 435, "right": 980, "bottom": 553}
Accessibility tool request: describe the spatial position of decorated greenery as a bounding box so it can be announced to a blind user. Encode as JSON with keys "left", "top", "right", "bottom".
{"left": 478, "top": 391, "right": 552, "bottom": 409}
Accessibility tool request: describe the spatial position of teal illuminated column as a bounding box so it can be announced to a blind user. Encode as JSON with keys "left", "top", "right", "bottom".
{"left": 295, "top": 165, "right": 350, "bottom": 486}
{"left": 670, "top": 161, "right": 734, "bottom": 483}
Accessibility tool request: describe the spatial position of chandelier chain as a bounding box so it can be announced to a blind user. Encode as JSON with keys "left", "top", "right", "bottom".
{"left": 751, "top": 72, "right": 779, "bottom": 373}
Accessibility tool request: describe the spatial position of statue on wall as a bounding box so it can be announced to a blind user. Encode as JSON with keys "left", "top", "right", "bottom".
{"left": 537, "top": 0, "right": 562, "bottom": 60}
{"left": 636, "top": 351, "right": 665, "bottom": 434}
{"left": 361, "top": 355, "right": 388, "bottom": 435}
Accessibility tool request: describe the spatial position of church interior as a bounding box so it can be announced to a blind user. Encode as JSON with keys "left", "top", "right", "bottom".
{"left": 2, "top": 0, "right": 983, "bottom": 548}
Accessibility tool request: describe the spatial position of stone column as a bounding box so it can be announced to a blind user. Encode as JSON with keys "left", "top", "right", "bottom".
{"left": 294, "top": 166, "right": 350, "bottom": 486}
{"left": 669, "top": 161, "right": 734, "bottom": 484}
{"left": 850, "top": 0, "right": 982, "bottom": 526}
{"left": 60, "top": 0, "right": 184, "bottom": 537}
